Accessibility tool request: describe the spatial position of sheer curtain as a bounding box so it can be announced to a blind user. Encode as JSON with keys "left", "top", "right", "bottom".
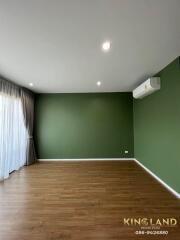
{"left": 0, "top": 79, "right": 28, "bottom": 180}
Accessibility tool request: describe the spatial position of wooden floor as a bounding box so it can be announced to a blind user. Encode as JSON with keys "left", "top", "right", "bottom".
{"left": 0, "top": 161, "right": 179, "bottom": 240}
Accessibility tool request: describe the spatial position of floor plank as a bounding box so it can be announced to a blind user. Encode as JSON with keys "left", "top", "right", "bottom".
{"left": 0, "top": 161, "right": 179, "bottom": 239}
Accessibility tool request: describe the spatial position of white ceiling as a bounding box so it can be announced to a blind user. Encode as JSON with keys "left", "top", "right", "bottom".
{"left": 0, "top": 0, "right": 180, "bottom": 93}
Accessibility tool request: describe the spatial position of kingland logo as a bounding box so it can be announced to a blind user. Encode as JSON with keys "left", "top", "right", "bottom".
{"left": 123, "top": 218, "right": 177, "bottom": 227}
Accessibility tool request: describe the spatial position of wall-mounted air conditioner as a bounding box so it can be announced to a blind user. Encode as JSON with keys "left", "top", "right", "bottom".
{"left": 133, "top": 77, "right": 160, "bottom": 99}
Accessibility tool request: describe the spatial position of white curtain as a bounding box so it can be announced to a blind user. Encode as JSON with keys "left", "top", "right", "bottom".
{"left": 0, "top": 79, "right": 28, "bottom": 180}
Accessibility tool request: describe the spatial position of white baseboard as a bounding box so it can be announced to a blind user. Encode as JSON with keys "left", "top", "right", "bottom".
{"left": 38, "top": 158, "right": 179, "bottom": 199}
{"left": 38, "top": 158, "right": 135, "bottom": 161}
{"left": 134, "top": 159, "right": 180, "bottom": 199}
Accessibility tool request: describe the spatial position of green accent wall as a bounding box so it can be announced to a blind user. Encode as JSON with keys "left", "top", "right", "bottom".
{"left": 134, "top": 57, "right": 180, "bottom": 193}
{"left": 34, "top": 93, "right": 134, "bottom": 159}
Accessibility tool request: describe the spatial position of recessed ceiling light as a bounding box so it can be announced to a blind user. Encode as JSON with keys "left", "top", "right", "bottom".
{"left": 102, "top": 41, "right": 111, "bottom": 51}
{"left": 97, "top": 81, "right": 101, "bottom": 86}
{"left": 29, "top": 83, "right": 33, "bottom": 87}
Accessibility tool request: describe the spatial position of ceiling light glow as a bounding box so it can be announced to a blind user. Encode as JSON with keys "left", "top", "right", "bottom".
{"left": 97, "top": 81, "right": 101, "bottom": 86}
{"left": 102, "top": 41, "right": 111, "bottom": 51}
{"left": 29, "top": 83, "right": 33, "bottom": 87}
